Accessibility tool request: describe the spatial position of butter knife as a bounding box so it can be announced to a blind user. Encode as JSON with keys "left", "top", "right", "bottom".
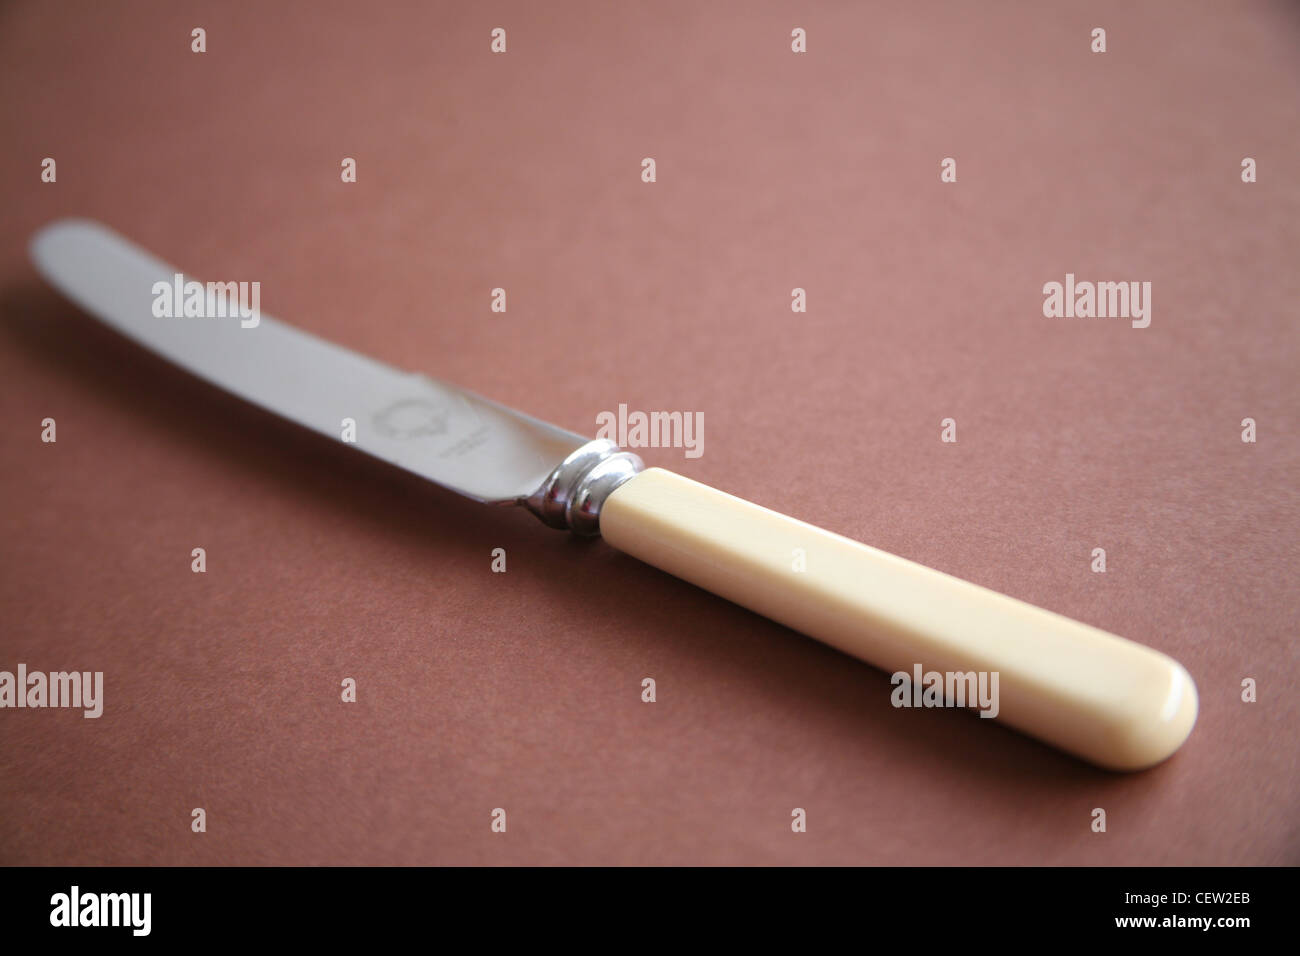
{"left": 29, "top": 218, "right": 1198, "bottom": 771}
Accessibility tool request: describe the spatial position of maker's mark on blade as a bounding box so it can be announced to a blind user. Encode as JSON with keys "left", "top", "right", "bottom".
{"left": 370, "top": 394, "right": 494, "bottom": 462}
{"left": 372, "top": 397, "right": 456, "bottom": 441}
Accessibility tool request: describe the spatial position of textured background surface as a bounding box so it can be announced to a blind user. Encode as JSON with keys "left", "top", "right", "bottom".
{"left": 1, "top": 0, "right": 1297, "bottom": 865}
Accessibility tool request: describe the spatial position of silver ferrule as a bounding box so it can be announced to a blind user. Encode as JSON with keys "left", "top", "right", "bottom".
{"left": 523, "top": 439, "right": 643, "bottom": 535}
{"left": 522, "top": 437, "right": 644, "bottom": 535}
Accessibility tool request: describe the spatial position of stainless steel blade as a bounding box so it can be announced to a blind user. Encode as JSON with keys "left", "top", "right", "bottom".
{"left": 29, "top": 218, "right": 591, "bottom": 505}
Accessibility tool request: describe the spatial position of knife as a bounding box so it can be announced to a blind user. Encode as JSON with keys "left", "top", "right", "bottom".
{"left": 29, "top": 218, "right": 1197, "bottom": 771}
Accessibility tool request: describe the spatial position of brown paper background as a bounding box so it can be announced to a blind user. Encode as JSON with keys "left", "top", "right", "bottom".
{"left": 1, "top": 1, "right": 1297, "bottom": 865}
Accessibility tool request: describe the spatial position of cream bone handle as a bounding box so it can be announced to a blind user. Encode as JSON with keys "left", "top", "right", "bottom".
{"left": 599, "top": 467, "right": 1197, "bottom": 771}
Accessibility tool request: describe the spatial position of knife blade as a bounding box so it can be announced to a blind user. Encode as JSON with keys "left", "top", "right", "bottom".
{"left": 29, "top": 218, "right": 596, "bottom": 506}
{"left": 29, "top": 218, "right": 1198, "bottom": 771}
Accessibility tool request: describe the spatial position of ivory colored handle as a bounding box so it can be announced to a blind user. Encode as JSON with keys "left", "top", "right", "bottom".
{"left": 600, "top": 468, "right": 1197, "bottom": 771}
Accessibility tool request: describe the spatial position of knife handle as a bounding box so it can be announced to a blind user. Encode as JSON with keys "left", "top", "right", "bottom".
{"left": 599, "top": 467, "right": 1197, "bottom": 771}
